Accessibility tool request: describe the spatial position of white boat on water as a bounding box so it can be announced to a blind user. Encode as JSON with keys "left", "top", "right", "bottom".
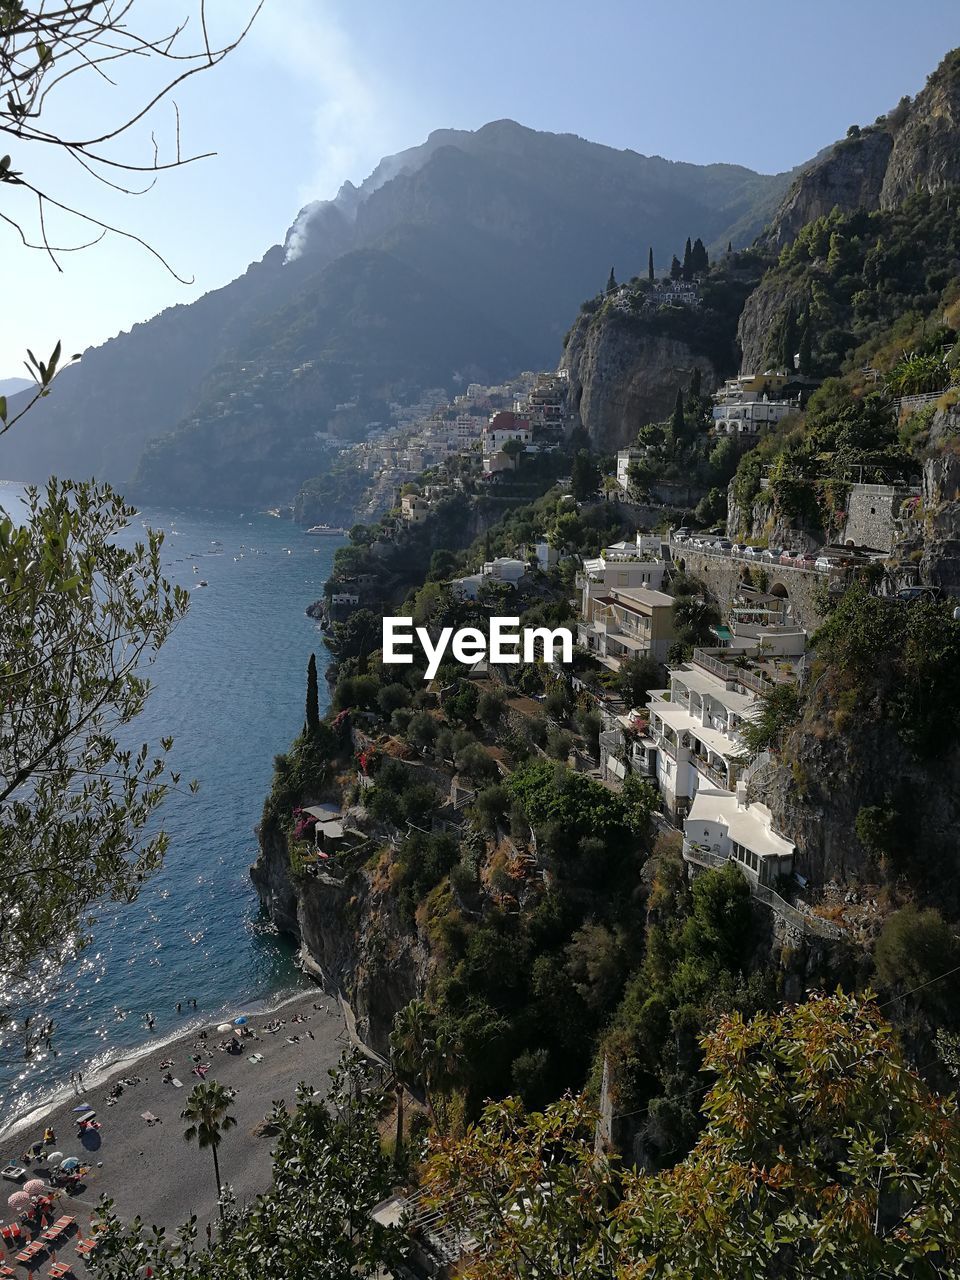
{"left": 304, "top": 524, "right": 344, "bottom": 536}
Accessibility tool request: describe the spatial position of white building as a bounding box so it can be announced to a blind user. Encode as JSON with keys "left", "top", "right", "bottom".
{"left": 400, "top": 493, "right": 430, "bottom": 524}
{"left": 645, "top": 651, "right": 764, "bottom": 820}
{"left": 616, "top": 448, "right": 644, "bottom": 491}
{"left": 683, "top": 788, "right": 795, "bottom": 887}
{"left": 712, "top": 396, "right": 799, "bottom": 439}
{"left": 452, "top": 556, "right": 527, "bottom": 601}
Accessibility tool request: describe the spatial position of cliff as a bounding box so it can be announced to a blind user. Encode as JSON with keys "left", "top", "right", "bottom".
{"left": 562, "top": 308, "right": 719, "bottom": 452}
{"left": 765, "top": 49, "right": 960, "bottom": 251}
{"left": 251, "top": 810, "right": 423, "bottom": 1057}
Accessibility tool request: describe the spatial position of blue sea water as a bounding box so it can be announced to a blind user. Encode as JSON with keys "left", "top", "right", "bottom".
{"left": 0, "top": 485, "right": 341, "bottom": 1122}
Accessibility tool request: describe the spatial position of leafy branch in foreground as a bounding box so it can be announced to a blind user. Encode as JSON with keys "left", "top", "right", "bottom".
{"left": 0, "top": 0, "right": 262, "bottom": 274}
{"left": 0, "top": 478, "right": 192, "bottom": 1051}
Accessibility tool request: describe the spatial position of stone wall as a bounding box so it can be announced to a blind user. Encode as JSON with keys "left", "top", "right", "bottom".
{"left": 674, "top": 548, "right": 829, "bottom": 632}
{"left": 841, "top": 484, "right": 916, "bottom": 553}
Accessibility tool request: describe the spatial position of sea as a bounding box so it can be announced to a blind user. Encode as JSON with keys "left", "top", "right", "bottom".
{"left": 0, "top": 482, "right": 342, "bottom": 1125}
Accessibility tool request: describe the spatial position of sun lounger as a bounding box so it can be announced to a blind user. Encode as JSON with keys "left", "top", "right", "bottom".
{"left": 0, "top": 1165, "right": 25, "bottom": 1183}
{"left": 74, "top": 1238, "right": 99, "bottom": 1258}
{"left": 247, "top": 1053, "right": 263, "bottom": 1063}
{"left": 0, "top": 1263, "right": 15, "bottom": 1278}
{"left": 171, "top": 1078, "right": 183, "bottom": 1088}
{"left": 48, "top": 1264, "right": 73, "bottom": 1278}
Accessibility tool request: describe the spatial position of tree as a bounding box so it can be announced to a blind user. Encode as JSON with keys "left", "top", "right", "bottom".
{"left": 738, "top": 682, "right": 802, "bottom": 754}
{"left": 606, "top": 267, "right": 617, "bottom": 294}
{"left": 668, "top": 387, "right": 686, "bottom": 452}
{"left": 571, "top": 449, "right": 599, "bottom": 502}
{"left": 690, "top": 236, "right": 708, "bottom": 274}
{"left": 779, "top": 306, "right": 797, "bottom": 371}
{"left": 328, "top": 609, "right": 381, "bottom": 669}
{"left": 181, "top": 1080, "right": 237, "bottom": 1218}
{"left": 0, "top": 1, "right": 261, "bottom": 287}
{"left": 426, "top": 993, "right": 960, "bottom": 1278}
{"left": 647, "top": 246, "right": 654, "bottom": 280}
{"left": 620, "top": 773, "right": 659, "bottom": 836}
{"left": 92, "top": 1058, "right": 400, "bottom": 1277}
{"left": 687, "top": 366, "right": 702, "bottom": 406}
{"left": 305, "top": 653, "right": 321, "bottom": 733}
{"left": 874, "top": 905, "right": 959, "bottom": 1019}
{"left": 798, "top": 309, "right": 813, "bottom": 374}
{"left": 670, "top": 254, "right": 682, "bottom": 281}
{"left": 390, "top": 1000, "right": 459, "bottom": 1133}
{"left": 682, "top": 236, "right": 693, "bottom": 280}
{"left": 0, "top": 480, "right": 190, "bottom": 1048}
{"left": 615, "top": 654, "right": 661, "bottom": 707}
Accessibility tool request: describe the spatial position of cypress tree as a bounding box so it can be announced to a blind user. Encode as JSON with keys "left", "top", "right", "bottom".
{"left": 306, "top": 652, "right": 320, "bottom": 733}
{"left": 606, "top": 267, "right": 617, "bottom": 294}
{"left": 689, "top": 366, "right": 702, "bottom": 404}
{"left": 670, "top": 387, "right": 685, "bottom": 450}
{"left": 780, "top": 308, "right": 797, "bottom": 372}
{"left": 727, "top": 240, "right": 733, "bottom": 255}
{"left": 691, "top": 237, "right": 708, "bottom": 274}
{"left": 798, "top": 311, "right": 813, "bottom": 375}
{"left": 670, "top": 254, "right": 682, "bottom": 280}
{"left": 682, "top": 238, "right": 693, "bottom": 280}
{"left": 648, "top": 246, "right": 654, "bottom": 280}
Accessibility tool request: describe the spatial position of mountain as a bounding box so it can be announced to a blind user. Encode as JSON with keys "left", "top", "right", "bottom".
{"left": 764, "top": 49, "right": 960, "bottom": 249}
{"left": 0, "top": 120, "right": 793, "bottom": 505}
{"left": 0, "top": 377, "right": 32, "bottom": 399}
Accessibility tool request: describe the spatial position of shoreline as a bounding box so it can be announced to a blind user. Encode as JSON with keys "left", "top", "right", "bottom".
{"left": 0, "top": 988, "right": 350, "bottom": 1235}
{"left": 0, "top": 983, "right": 322, "bottom": 1144}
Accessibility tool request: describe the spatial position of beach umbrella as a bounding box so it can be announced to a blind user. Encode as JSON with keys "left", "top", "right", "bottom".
{"left": 7, "top": 1192, "right": 30, "bottom": 1212}
{"left": 216, "top": 1023, "right": 232, "bottom": 1033}
{"left": 46, "top": 1152, "right": 63, "bottom": 1164}
{"left": 234, "top": 1015, "right": 248, "bottom": 1026}
{"left": 59, "top": 1158, "right": 80, "bottom": 1172}
{"left": 23, "top": 1180, "right": 45, "bottom": 1196}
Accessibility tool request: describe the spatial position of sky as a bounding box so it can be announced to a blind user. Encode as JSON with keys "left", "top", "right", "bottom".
{"left": 2, "top": 0, "right": 959, "bottom": 379}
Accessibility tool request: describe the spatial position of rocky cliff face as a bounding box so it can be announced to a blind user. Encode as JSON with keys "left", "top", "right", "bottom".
{"left": 251, "top": 813, "right": 423, "bottom": 1057}
{"left": 891, "top": 405, "right": 960, "bottom": 592}
{"left": 562, "top": 310, "right": 718, "bottom": 452}
{"left": 760, "top": 684, "right": 960, "bottom": 901}
{"left": 764, "top": 49, "right": 960, "bottom": 251}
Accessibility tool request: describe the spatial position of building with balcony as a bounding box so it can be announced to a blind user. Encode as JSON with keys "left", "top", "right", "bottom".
{"left": 710, "top": 587, "right": 807, "bottom": 657}
{"left": 712, "top": 395, "right": 799, "bottom": 438}
{"left": 644, "top": 650, "right": 765, "bottom": 819}
{"left": 683, "top": 788, "right": 795, "bottom": 887}
{"left": 577, "top": 585, "right": 674, "bottom": 668}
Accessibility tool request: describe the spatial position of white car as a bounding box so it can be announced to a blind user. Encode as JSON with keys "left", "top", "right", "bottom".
{"left": 815, "top": 555, "right": 837, "bottom": 571}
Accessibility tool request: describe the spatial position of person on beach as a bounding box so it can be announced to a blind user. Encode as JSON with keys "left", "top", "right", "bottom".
{"left": 146, "top": 1012, "right": 155, "bottom": 1030}
{"left": 43, "top": 1127, "right": 55, "bottom": 1145}
{"left": 176, "top": 1002, "right": 181, "bottom": 1014}
{"left": 77, "top": 1071, "right": 84, "bottom": 1090}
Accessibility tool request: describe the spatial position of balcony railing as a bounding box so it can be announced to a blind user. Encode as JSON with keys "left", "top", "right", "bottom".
{"left": 692, "top": 649, "right": 767, "bottom": 696}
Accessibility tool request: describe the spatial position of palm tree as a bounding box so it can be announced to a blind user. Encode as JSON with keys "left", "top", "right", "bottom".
{"left": 181, "top": 1080, "right": 237, "bottom": 1217}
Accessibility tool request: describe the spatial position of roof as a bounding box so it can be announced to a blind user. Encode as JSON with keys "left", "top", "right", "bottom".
{"left": 650, "top": 700, "right": 743, "bottom": 758}
{"left": 671, "top": 665, "right": 758, "bottom": 716}
{"left": 686, "top": 789, "right": 795, "bottom": 861}
{"left": 609, "top": 586, "right": 674, "bottom": 608}
{"left": 303, "top": 804, "right": 341, "bottom": 822}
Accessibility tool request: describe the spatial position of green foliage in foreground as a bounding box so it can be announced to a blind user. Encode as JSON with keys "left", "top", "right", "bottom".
{"left": 0, "top": 479, "right": 189, "bottom": 1048}
{"left": 426, "top": 992, "right": 960, "bottom": 1279}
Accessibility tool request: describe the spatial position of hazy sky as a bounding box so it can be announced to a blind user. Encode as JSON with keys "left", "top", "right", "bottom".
{"left": 2, "top": 0, "right": 958, "bottom": 379}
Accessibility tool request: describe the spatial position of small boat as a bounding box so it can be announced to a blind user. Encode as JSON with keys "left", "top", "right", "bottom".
{"left": 304, "top": 524, "right": 344, "bottom": 536}
{"left": 198, "top": 580, "right": 208, "bottom": 587}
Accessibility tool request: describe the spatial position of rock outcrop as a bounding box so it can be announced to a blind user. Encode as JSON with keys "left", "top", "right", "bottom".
{"left": 251, "top": 813, "right": 423, "bottom": 1057}
{"left": 764, "top": 50, "right": 960, "bottom": 252}
{"left": 562, "top": 309, "right": 718, "bottom": 452}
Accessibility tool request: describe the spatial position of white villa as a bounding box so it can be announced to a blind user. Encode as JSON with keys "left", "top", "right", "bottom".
{"left": 645, "top": 650, "right": 763, "bottom": 820}
{"left": 683, "top": 788, "right": 795, "bottom": 887}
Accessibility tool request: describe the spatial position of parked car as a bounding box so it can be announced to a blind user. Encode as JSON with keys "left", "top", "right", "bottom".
{"left": 764, "top": 547, "right": 783, "bottom": 562}
{"left": 673, "top": 528, "right": 691, "bottom": 542}
{"left": 716, "top": 538, "right": 733, "bottom": 551}
{"left": 798, "top": 552, "right": 817, "bottom": 566}
{"left": 815, "top": 555, "right": 836, "bottom": 571}
{"left": 743, "top": 545, "right": 763, "bottom": 558}
{"left": 731, "top": 542, "right": 748, "bottom": 555}
{"left": 779, "top": 550, "right": 796, "bottom": 566}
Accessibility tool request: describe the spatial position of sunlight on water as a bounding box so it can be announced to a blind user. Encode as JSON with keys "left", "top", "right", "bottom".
{"left": 0, "top": 487, "right": 340, "bottom": 1122}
